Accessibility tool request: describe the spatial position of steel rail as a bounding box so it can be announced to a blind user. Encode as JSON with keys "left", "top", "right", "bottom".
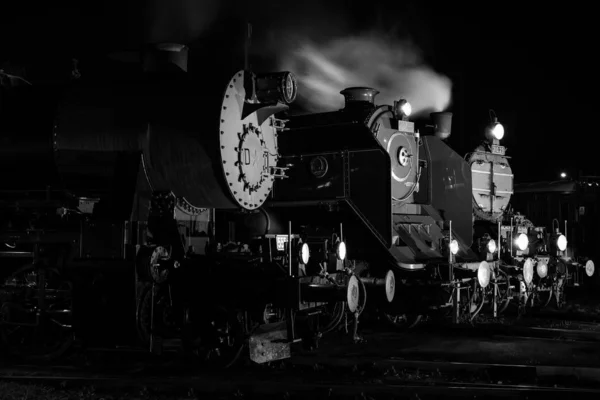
{"left": 2, "top": 372, "right": 600, "bottom": 399}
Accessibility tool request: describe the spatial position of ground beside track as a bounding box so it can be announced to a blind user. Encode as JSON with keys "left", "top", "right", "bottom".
{"left": 3, "top": 294, "right": 600, "bottom": 399}
{"left": 4, "top": 321, "right": 600, "bottom": 399}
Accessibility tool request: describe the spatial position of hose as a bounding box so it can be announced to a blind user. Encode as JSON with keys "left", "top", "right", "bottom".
{"left": 320, "top": 302, "right": 345, "bottom": 334}
{"left": 259, "top": 207, "right": 271, "bottom": 235}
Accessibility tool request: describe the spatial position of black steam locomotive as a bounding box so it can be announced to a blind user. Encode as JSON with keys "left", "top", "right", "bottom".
{"left": 4, "top": 40, "right": 587, "bottom": 366}
{"left": 0, "top": 43, "right": 367, "bottom": 365}
{"left": 257, "top": 87, "right": 504, "bottom": 327}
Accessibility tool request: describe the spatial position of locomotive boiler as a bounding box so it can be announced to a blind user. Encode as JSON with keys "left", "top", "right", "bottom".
{"left": 0, "top": 43, "right": 361, "bottom": 364}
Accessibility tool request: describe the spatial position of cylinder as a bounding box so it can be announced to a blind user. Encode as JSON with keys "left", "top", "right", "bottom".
{"left": 430, "top": 112, "right": 453, "bottom": 139}
{"left": 301, "top": 275, "right": 360, "bottom": 313}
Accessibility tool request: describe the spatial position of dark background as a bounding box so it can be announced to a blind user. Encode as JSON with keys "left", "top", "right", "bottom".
{"left": 1, "top": 0, "right": 597, "bottom": 182}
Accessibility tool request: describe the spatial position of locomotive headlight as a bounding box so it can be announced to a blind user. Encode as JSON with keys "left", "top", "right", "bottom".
{"left": 585, "top": 260, "right": 595, "bottom": 277}
{"left": 556, "top": 234, "right": 567, "bottom": 251}
{"left": 536, "top": 261, "right": 548, "bottom": 279}
{"left": 394, "top": 99, "right": 412, "bottom": 119}
{"left": 336, "top": 241, "right": 347, "bottom": 261}
{"left": 254, "top": 71, "right": 298, "bottom": 105}
{"left": 523, "top": 258, "right": 534, "bottom": 284}
{"left": 396, "top": 99, "right": 412, "bottom": 117}
{"left": 515, "top": 233, "right": 529, "bottom": 251}
{"left": 485, "top": 115, "right": 504, "bottom": 141}
{"left": 477, "top": 261, "right": 491, "bottom": 288}
{"left": 487, "top": 239, "right": 497, "bottom": 254}
{"left": 300, "top": 243, "right": 310, "bottom": 264}
{"left": 491, "top": 123, "right": 504, "bottom": 140}
{"left": 449, "top": 239, "right": 459, "bottom": 255}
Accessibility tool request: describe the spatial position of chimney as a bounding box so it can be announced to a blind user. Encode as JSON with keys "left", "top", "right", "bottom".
{"left": 430, "top": 112, "right": 453, "bottom": 140}
{"left": 142, "top": 43, "right": 189, "bottom": 73}
{"left": 340, "top": 87, "right": 379, "bottom": 109}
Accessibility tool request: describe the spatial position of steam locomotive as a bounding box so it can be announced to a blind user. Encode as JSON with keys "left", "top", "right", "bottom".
{"left": 0, "top": 43, "right": 368, "bottom": 364}
{"left": 255, "top": 86, "right": 508, "bottom": 327}
{"left": 2, "top": 40, "right": 594, "bottom": 366}
{"left": 466, "top": 120, "right": 595, "bottom": 316}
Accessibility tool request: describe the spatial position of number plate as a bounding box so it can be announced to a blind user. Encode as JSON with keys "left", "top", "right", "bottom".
{"left": 491, "top": 145, "right": 506, "bottom": 155}
{"left": 276, "top": 235, "right": 289, "bottom": 251}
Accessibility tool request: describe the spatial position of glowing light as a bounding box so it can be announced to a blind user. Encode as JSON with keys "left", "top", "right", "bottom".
{"left": 515, "top": 233, "right": 529, "bottom": 251}
{"left": 523, "top": 258, "right": 534, "bottom": 284}
{"left": 477, "top": 261, "right": 491, "bottom": 288}
{"left": 449, "top": 239, "right": 459, "bottom": 255}
{"left": 536, "top": 261, "right": 548, "bottom": 278}
{"left": 491, "top": 123, "right": 504, "bottom": 140}
{"left": 560, "top": 172, "right": 567, "bottom": 178}
{"left": 585, "top": 260, "right": 595, "bottom": 277}
{"left": 301, "top": 243, "right": 310, "bottom": 264}
{"left": 397, "top": 99, "right": 412, "bottom": 117}
{"left": 557, "top": 234, "right": 567, "bottom": 251}
{"left": 337, "top": 241, "right": 347, "bottom": 261}
{"left": 487, "top": 239, "right": 497, "bottom": 254}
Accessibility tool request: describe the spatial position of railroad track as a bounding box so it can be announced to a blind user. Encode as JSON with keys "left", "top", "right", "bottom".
{"left": 2, "top": 365, "right": 600, "bottom": 399}
{"left": 417, "top": 322, "right": 600, "bottom": 343}
{"left": 3, "top": 318, "right": 600, "bottom": 398}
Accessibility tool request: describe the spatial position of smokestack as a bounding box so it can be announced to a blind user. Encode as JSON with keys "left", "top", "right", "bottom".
{"left": 340, "top": 87, "right": 379, "bottom": 109}
{"left": 142, "top": 43, "right": 189, "bottom": 73}
{"left": 430, "top": 112, "right": 453, "bottom": 140}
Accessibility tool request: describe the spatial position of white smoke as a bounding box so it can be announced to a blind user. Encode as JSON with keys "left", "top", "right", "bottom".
{"left": 278, "top": 33, "right": 452, "bottom": 115}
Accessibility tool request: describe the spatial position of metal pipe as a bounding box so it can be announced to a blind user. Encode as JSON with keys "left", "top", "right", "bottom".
{"left": 448, "top": 220, "right": 454, "bottom": 283}
{"left": 454, "top": 262, "right": 485, "bottom": 272}
{"left": 497, "top": 218, "right": 501, "bottom": 258}
{"left": 288, "top": 221, "right": 292, "bottom": 277}
{"left": 0, "top": 251, "right": 33, "bottom": 258}
{"left": 510, "top": 216, "right": 513, "bottom": 255}
{"left": 564, "top": 219, "right": 568, "bottom": 257}
{"left": 244, "top": 23, "right": 252, "bottom": 71}
{"left": 301, "top": 276, "right": 360, "bottom": 312}
{"left": 360, "top": 277, "right": 386, "bottom": 285}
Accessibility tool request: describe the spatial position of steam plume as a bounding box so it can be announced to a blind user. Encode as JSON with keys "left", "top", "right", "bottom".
{"left": 278, "top": 33, "right": 452, "bottom": 115}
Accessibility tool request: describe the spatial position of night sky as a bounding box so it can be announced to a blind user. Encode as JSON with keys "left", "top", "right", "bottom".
{"left": 1, "top": 1, "right": 597, "bottom": 182}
